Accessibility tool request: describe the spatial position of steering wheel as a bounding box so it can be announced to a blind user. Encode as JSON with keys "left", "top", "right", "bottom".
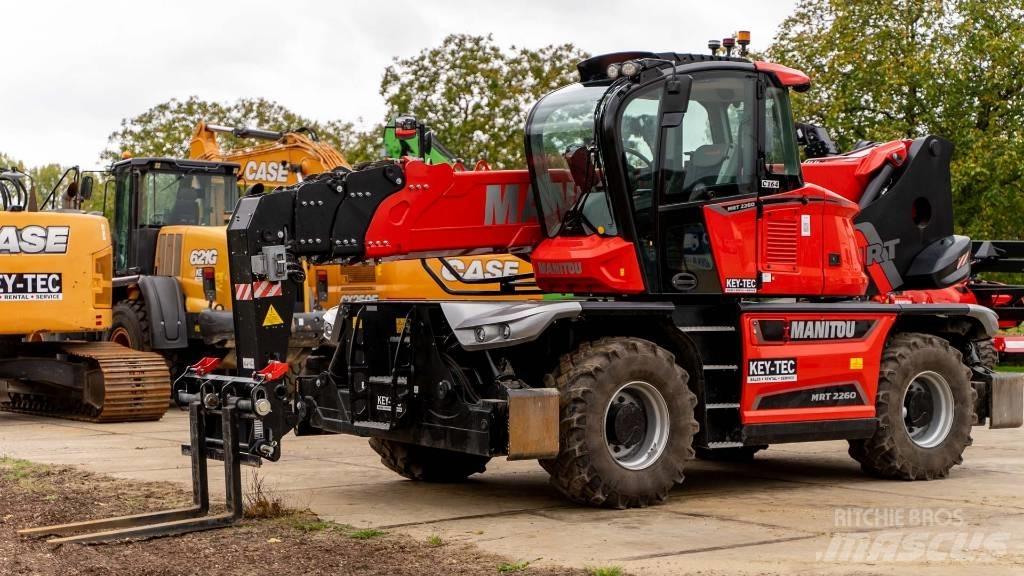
{"left": 623, "top": 147, "right": 653, "bottom": 172}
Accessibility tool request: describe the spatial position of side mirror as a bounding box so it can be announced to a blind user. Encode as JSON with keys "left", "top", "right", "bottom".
{"left": 422, "top": 131, "right": 434, "bottom": 158}
{"left": 80, "top": 175, "right": 94, "bottom": 200}
{"left": 563, "top": 145, "right": 598, "bottom": 194}
{"left": 661, "top": 74, "right": 693, "bottom": 128}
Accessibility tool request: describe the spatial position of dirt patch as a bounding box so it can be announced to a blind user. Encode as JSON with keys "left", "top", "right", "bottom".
{"left": 0, "top": 457, "right": 599, "bottom": 576}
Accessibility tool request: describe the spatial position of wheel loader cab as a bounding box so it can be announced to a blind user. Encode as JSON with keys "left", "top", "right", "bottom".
{"left": 526, "top": 55, "right": 867, "bottom": 297}
{"left": 110, "top": 158, "right": 239, "bottom": 276}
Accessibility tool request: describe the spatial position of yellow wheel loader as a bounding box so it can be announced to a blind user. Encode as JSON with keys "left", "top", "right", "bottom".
{"left": 0, "top": 171, "right": 170, "bottom": 422}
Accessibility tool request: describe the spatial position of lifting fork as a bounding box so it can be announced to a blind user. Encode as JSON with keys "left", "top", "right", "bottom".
{"left": 18, "top": 402, "right": 248, "bottom": 544}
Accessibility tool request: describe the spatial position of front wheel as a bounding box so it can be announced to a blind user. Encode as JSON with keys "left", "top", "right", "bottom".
{"left": 368, "top": 438, "right": 490, "bottom": 482}
{"left": 110, "top": 299, "right": 152, "bottom": 351}
{"left": 540, "top": 337, "right": 698, "bottom": 508}
{"left": 849, "top": 332, "right": 974, "bottom": 480}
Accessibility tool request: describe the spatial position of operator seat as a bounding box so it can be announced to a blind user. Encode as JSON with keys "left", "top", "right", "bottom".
{"left": 168, "top": 182, "right": 201, "bottom": 225}
{"left": 714, "top": 118, "right": 753, "bottom": 193}
{"left": 682, "top": 144, "right": 728, "bottom": 201}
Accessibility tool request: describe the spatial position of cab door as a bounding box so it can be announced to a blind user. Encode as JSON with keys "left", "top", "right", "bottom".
{"left": 112, "top": 167, "right": 136, "bottom": 275}
{"left": 755, "top": 77, "right": 824, "bottom": 296}
{"left": 638, "top": 70, "right": 761, "bottom": 295}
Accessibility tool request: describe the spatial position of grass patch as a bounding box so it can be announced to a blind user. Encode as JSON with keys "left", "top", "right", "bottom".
{"left": 0, "top": 457, "right": 50, "bottom": 487}
{"left": 349, "top": 528, "right": 386, "bottom": 540}
{"left": 282, "top": 513, "right": 354, "bottom": 534}
{"left": 244, "top": 470, "right": 288, "bottom": 519}
{"left": 996, "top": 364, "right": 1024, "bottom": 373}
{"left": 587, "top": 567, "right": 623, "bottom": 576}
{"left": 427, "top": 534, "right": 444, "bottom": 547}
{"left": 498, "top": 560, "right": 530, "bottom": 573}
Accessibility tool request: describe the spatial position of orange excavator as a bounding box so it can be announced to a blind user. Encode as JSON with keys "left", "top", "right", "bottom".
{"left": 189, "top": 122, "right": 349, "bottom": 187}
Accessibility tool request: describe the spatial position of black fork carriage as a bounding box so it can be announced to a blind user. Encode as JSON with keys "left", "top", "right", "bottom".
{"left": 18, "top": 402, "right": 249, "bottom": 544}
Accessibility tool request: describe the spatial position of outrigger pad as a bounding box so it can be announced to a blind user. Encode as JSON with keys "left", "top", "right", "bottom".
{"left": 990, "top": 372, "right": 1024, "bottom": 429}
{"left": 507, "top": 388, "right": 560, "bottom": 460}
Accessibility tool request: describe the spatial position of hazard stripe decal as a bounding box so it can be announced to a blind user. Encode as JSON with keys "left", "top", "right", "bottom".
{"left": 234, "top": 283, "right": 253, "bottom": 301}
{"left": 234, "top": 281, "right": 282, "bottom": 301}
{"left": 253, "top": 280, "right": 282, "bottom": 298}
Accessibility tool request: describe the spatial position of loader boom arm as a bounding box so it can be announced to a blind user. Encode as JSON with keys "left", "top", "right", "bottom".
{"left": 226, "top": 158, "right": 543, "bottom": 373}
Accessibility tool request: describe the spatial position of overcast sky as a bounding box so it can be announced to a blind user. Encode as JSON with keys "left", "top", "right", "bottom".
{"left": 0, "top": 0, "right": 795, "bottom": 168}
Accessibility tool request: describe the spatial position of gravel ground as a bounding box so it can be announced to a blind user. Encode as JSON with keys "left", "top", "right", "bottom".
{"left": 0, "top": 457, "right": 597, "bottom": 576}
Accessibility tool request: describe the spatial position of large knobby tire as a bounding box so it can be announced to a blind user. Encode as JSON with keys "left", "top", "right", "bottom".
{"left": 368, "top": 438, "right": 490, "bottom": 482}
{"left": 540, "top": 337, "right": 698, "bottom": 508}
{"left": 110, "top": 299, "right": 152, "bottom": 351}
{"left": 695, "top": 445, "right": 766, "bottom": 462}
{"left": 977, "top": 338, "right": 998, "bottom": 371}
{"left": 849, "top": 332, "right": 975, "bottom": 480}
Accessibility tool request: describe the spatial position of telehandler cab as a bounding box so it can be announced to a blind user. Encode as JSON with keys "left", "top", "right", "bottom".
{"left": 23, "top": 43, "right": 1023, "bottom": 543}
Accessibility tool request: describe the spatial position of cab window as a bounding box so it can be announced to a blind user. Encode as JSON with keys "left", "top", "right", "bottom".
{"left": 659, "top": 72, "right": 756, "bottom": 204}
{"left": 619, "top": 83, "right": 662, "bottom": 217}
{"left": 140, "top": 172, "right": 235, "bottom": 227}
{"left": 113, "top": 170, "right": 132, "bottom": 272}
{"left": 763, "top": 83, "right": 802, "bottom": 191}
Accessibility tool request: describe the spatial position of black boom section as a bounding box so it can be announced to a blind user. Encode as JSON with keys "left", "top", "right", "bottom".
{"left": 227, "top": 163, "right": 406, "bottom": 375}
{"left": 854, "top": 136, "right": 964, "bottom": 291}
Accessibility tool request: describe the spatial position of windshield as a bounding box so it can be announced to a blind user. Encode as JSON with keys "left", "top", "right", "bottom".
{"left": 140, "top": 171, "right": 238, "bottom": 227}
{"left": 526, "top": 84, "right": 611, "bottom": 237}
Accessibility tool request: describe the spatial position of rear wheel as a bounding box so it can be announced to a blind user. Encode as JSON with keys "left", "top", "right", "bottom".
{"left": 368, "top": 438, "right": 490, "bottom": 482}
{"left": 110, "top": 299, "right": 152, "bottom": 351}
{"left": 849, "top": 332, "right": 974, "bottom": 480}
{"left": 540, "top": 337, "right": 698, "bottom": 508}
{"left": 977, "top": 338, "right": 998, "bottom": 370}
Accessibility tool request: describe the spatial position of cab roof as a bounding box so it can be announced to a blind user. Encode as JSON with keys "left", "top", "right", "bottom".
{"left": 577, "top": 52, "right": 811, "bottom": 91}
{"left": 111, "top": 157, "right": 239, "bottom": 173}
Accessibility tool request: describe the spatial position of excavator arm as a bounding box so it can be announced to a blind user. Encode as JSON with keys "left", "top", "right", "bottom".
{"left": 190, "top": 121, "right": 351, "bottom": 187}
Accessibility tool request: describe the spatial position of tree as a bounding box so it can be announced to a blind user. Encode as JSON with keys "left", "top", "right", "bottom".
{"left": 769, "top": 0, "right": 1024, "bottom": 238}
{"left": 104, "top": 97, "right": 373, "bottom": 165}
{"left": 380, "top": 34, "right": 588, "bottom": 168}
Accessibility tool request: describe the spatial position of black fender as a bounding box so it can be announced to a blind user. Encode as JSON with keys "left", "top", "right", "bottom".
{"left": 137, "top": 275, "right": 188, "bottom": 350}
{"left": 906, "top": 235, "right": 971, "bottom": 289}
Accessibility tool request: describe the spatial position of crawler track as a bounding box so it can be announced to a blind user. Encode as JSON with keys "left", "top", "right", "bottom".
{"left": 0, "top": 341, "right": 170, "bottom": 422}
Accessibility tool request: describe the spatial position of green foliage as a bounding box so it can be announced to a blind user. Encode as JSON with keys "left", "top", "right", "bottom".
{"left": 497, "top": 560, "right": 530, "bottom": 573}
{"left": 380, "top": 34, "right": 588, "bottom": 168}
{"left": 104, "top": 96, "right": 372, "bottom": 165}
{"left": 0, "top": 152, "right": 22, "bottom": 170}
{"left": 348, "top": 528, "right": 386, "bottom": 540}
{"left": 427, "top": 534, "right": 444, "bottom": 546}
{"left": 769, "top": 0, "right": 1024, "bottom": 239}
{"left": 587, "top": 567, "right": 624, "bottom": 576}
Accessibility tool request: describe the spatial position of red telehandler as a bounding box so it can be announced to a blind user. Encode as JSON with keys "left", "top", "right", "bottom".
{"left": 22, "top": 47, "right": 1024, "bottom": 543}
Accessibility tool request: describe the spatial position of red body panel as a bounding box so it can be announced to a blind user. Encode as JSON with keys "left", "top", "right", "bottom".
{"left": 704, "top": 188, "right": 867, "bottom": 297}
{"left": 801, "top": 140, "right": 909, "bottom": 204}
{"left": 364, "top": 160, "right": 542, "bottom": 259}
{"left": 753, "top": 61, "right": 811, "bottom": 90}
{"left": 741, "top": 312, "right": 896, "bottom": 424}
{"left": 531, "top": 235, "right": 646, "bottom": 294}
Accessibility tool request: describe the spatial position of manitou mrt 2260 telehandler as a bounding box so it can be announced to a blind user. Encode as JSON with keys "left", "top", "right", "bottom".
{"left": 24, "top": 47, "right": 1024, "bottom": 543}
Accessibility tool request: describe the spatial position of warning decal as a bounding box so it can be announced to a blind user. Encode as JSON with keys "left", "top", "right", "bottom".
{"left": 0, "top": 273, "right": 63, "bottom": 301}
{"left": 263, "top": 304, "right": 284, "bottom": 327}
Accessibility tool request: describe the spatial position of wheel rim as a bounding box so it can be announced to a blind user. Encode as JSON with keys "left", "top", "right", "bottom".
{"left": 901, "top": 370, "right": 954, "bottom": 448}
{"left": 110, "top": 327, "right": 133, "bottom": 348}
{"left": 604, "top": 380, "right": 670, "bottom": 470}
